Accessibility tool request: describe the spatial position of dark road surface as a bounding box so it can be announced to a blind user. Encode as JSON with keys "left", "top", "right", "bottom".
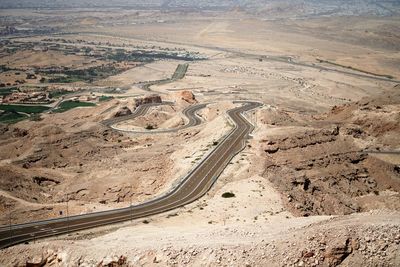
{"left": 101, "top": 102, "right": 173, "bottom": 127}
{"left": 108, "top": 102, "right": 207, "bottom": 133}
{"left": 0, "top": 101, "right": 262, "bottom": 249}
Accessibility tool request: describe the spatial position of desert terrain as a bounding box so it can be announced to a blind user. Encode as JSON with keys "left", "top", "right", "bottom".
{"left": 0, "top": 1, "right": 399, "bottom": 266}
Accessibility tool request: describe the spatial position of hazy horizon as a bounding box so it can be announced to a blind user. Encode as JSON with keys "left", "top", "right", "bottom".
{"left": 0, "top": 0, "right": 399, "bottom": 18}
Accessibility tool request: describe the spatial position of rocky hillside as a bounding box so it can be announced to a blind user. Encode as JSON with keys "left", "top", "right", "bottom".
{"left": 261, "top": 89, "right": 400, "bottom": 216}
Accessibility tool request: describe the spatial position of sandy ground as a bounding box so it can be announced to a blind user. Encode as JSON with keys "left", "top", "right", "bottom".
{"left": 1, "top": 50, "right": 96, "bottom": 69}
{"left": 1, "top": 143, "right": 399, "bottom": 266}
{"left": 0, "top": 8, "right": 400, "bottom": 267}
{"left": 97, "top": 60, "right": 181, "bottom": 89}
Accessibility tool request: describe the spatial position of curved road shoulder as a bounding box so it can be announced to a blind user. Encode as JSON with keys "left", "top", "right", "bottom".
{"left": 0, "top": 101, "right": 262, "bottom": 249}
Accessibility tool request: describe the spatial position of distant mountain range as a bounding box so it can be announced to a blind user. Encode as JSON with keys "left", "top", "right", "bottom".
{"left": 1, "top": 0, "right": 399, "bottom": 17}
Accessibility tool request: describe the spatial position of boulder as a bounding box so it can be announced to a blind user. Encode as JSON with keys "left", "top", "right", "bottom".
{"left": 26, "top": 255, "right": 47, "bottom": 267}
{"left": 135, "top": 95, "right": 162, "bottom": 107}
{"left": 114, "top": 107, "right": 132, "bottom": 117}
{"left": 323, "top": 237, "right": 354, "bottom": 266}
{"left": 178, "top": 90, "right": 197, "bottom": 104}
{"left": 100, "top": 255, "right": 127, "bottom": 266}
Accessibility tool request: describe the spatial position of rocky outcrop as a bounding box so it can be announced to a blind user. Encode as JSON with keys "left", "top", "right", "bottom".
{"left": 261, "top": 90, "right": 400, "bottom": 216}
{"left": 135, "top": 95, "right": 162, "bottom": 107}
{"left": 262, "top": 125, "right": 399, "bottom": 216}
{"left": 26, "top": 255, "right": 47, "bottom": 267}
{"left": 323, "top": 237, "right": 355, "bottom": 266}
{"left": 114, "top": 106, "right": 132, "bottom": 117}
{"left": 0, "top": 124, "right": 28, "bottom": 138}
{"left": 178, "top": 90, "right": 197, "bottom": 104}
{"left": 32, "top": 176, "right": 60, "bottom": 187}
{"left": 99, "top": 255, "right": 127, "bottom": 266}
{"left": 261, "top": 126, "right": 339, "bottom": 153}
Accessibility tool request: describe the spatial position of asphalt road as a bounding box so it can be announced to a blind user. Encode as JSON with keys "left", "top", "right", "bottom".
{"left": 101, "top": 102, "right": 173, "bottom": 127}
{"left": 70, "top": 32, "right": 399, "bottom": 84}
{"left": 109, "top": 102, "right": 207, "bottom": 134}
{"left": 171, "top": 63, "right": 189, "bottom": 80}
{"left": 0, "top": 101, "right": 262, "bottom": 249}
{"left": 139, "top": 63, "right": 190, "bottom": 93}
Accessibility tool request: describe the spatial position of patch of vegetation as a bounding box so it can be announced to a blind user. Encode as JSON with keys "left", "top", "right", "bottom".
{"left": 0, "top": 104, "right": 49, "bottom": 114}
{"left": 145, "top": 124, "right": 155, "bottom": 130}
{"left": 99, "top": 95, "right": 114, "bottom": 102}
{"left": 46, "top": 76, "right": 84, "bottom": 84}
{"left": 48, "top": 89, "right": 74, "bottom": 99}
{"left": 0, "top": 87, "right": 18, "bottom": 96}
{"left": 29, "top": 114, "right": 43, "bottom": 121}
{"left": 0, "top": 111, "right": 29, "bottom": 124}
{"left": 106, "top": 50, "right": 198, "bottom": 63}
{"left": 53, "top": 100, "right": 96, "bottom": 113}
{"left": 41, "top": 65, "right": 123, "bottom": 84}
{"left": 0, "top": 65, "right": 13, "bottom": 72}
{"left": 221, "top": 192, "right": 236, "bottom": 198}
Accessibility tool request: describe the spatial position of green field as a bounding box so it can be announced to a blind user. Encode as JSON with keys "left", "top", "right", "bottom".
{"left": 0, "top": 111, "right": 29, "bottom": 124}
{"left": 0, "top": 104, "right": 50, "bottom": 114}
{"left": 53, "top": 100, "right": 96, "bottom": 113}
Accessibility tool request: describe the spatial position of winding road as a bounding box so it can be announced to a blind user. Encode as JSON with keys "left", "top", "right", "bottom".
{"left": 0, "top": 100, "right": 262, "bottom": 249}
{"left": 102, "top": 101, "right": 174, "bottom": 127}
{"left": 107, "top": 102, "right": 207, "bottom": 134}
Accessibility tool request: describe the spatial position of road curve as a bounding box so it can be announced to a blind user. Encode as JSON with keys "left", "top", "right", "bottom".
{"left": 101, "top": 102, "right": 172, "bottom": 127}
{"left": 138, "top": 63, "right": 189, "bottom": 94}
{"left": 102, "top": 102, "right": 207, "bottom": 133}
{"left": 0, "top": 101, "right": 262, "bottom": 249}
